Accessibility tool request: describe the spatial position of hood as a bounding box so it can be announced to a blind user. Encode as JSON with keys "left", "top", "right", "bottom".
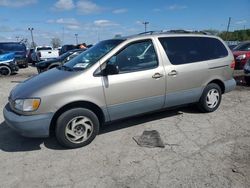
{"left": 10, "top": 68, "right": 82, "bottom": 100}
{"left": 4, "top": 51, "right": 26, "bottom": 58}
{"left": 0, "top": 52, "right": 15, "bottom": 62}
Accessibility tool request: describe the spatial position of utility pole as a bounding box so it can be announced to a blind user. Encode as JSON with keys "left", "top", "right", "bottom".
{"left": 75, "top": 33, "right": 78, "bottom": 45}
{"left": 142, "top": 21, "right": 149, "bottom": 32}
{"left": 62, "top": 27, "right": 65, "bottom": 45}
{"left": 28, "top": 27, "right": 35, "bottom": 48}
{"left": 226, "top": 17, "right": 231, "bottom": 41}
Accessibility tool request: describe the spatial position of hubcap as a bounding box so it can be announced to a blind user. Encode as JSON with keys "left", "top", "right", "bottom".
{"left": 206, "top": 89, "right": 220, "bottom": 109}
{"left": 65, "top": 116, "right": 93, "bottom": 144}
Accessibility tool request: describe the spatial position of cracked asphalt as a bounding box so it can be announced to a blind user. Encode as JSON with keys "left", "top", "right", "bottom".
{"left": 0, "top": 67, "right": 249, "bottom": 188}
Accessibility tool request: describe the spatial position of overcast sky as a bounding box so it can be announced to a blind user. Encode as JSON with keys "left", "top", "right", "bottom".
{"left": 0, "top": 0, "right": 249, "bottom": 46}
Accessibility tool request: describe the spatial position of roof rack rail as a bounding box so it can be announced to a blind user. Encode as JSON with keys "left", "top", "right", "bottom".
{"left": 137, "top": 31, "right": 162, "bottom": 35}
{"left": 137, "top": 29, "right": 211, "bottom": 36}
{"left": 163, "top": 30, "right": 209, "bottom": 35}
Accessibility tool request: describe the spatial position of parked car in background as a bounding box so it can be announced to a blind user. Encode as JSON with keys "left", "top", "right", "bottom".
{"left": 3, "top": 32, "right": 236, "bottom": 148}
{"left": 34, "top": 46, "right": 59, "bottom": 61}
{"left": 244, "top": 59, "right": 250, "bottom": 85}
{"left": 0, "top": 51, "right": 18, "bottom": 76}
{"left": 36, "top": 49, "right": 85, "bottom": 73}
{"left": 27, "top": 48, "right": 35, "bottom": 64}
{"left": 0, "top": 42, "right": 28, "bottom": 68}
{"left": 228, "top": 44, "right": 238, "bottom": 50}
{"left": 59, "top": 44, "right": 77, "bottom": 56}
{"left": 232, "top": 41, "right": 250, "bottom": 70}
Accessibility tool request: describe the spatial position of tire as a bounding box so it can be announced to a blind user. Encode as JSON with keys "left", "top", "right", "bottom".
{"left": 56, "top": 108, "right": 100, "bottom": 148}
{"left": 0, "top": 65, "right": 11, "bottom": 76}
{"left": 245, "top": 76, "right": 250, "bottom": 86}
{"left": 198, "top": 83, "right": 222, "bottom": 113}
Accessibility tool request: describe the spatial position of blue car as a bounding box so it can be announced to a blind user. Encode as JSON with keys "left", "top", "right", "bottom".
{"left": 0, "top": 42, "right": 28, "bottom": 68}
{"left": 0, "top": 52, "right": 19, "bottom": 76}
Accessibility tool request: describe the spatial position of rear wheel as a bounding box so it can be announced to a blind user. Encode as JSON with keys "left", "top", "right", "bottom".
{"left": 0, "top": 65, "right": 11, "bottom": 76}
{"left": 245, "top": 76, "right": 250, "bottom": 86}
{"left": 198, "top": 83, "right": 222, "bottom": 112}
{"left": 56, "top": 108, "right": 99, "bottom": 148}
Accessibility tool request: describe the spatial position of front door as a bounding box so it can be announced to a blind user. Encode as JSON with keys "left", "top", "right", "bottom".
{"left": 102, "top": 39, "right": 166, "bottom": 121}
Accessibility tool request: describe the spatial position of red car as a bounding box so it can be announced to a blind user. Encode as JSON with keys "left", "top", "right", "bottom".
{"left": 233, "top": 41, "right": 250, "bottom": 70}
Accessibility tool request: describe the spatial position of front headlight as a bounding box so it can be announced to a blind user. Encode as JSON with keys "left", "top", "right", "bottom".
{"left": 14, "top": 98, "right": 41, "bottom": 112}
{"left": 236, "top": 54, "right": 246, "bottom": 60}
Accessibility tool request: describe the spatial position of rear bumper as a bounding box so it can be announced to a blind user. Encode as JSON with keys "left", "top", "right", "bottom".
{"left": 16, "top": 58, "right": 28, "bottom": 68}
{"left": 9, "top": 63, "right": 19, "bottom": 72}
{"left": 3, "top": 104, "right": 53, "bottom": 138}
{"left": 224, "top": 79, "right": 236, "bottom": 93}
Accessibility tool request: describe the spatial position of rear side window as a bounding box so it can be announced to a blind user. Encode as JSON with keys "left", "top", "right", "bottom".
{"left": 159, "top": 37, "right": 228, "bottom": 65}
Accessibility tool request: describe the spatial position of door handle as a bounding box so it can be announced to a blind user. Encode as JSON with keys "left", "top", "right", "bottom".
{"left": 168, "top": 70, "right": 178, "bottom": 76}
{"left": 152, "top": 73, "right": 164, "bottom": 79}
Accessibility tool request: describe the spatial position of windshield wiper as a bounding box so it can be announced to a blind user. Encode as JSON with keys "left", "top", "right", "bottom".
{"left": 57, "top": 65, "right": 73, "bottom": 71}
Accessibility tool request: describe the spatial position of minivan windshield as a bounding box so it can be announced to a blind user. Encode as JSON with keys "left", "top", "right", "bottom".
{"left": 62, "top": 39, "right": 124, "bottom": 71}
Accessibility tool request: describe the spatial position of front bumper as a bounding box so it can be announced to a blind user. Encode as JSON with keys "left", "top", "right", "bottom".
{"left": 224, "top": 79, "right": 236, "bottom": 93}
{"left": 3, "top": 104, "right": 53, "bottom": 138}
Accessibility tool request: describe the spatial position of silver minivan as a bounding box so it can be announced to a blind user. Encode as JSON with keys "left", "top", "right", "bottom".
{"left": 3, "top": 32, "right": 236, "bottom": 148}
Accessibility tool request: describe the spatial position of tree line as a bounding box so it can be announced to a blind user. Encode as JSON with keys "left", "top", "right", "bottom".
{"left": 203, "top": 29, "right": 250, "bottom": 41}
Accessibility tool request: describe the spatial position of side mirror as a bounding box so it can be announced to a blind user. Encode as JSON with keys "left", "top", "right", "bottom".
{"left": 103, "top": 64, "right": 119, "bottom": 76}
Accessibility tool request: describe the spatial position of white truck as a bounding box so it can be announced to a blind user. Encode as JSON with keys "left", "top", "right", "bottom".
{"left": 32, "top": 46, "right": 59, "bottom": 62}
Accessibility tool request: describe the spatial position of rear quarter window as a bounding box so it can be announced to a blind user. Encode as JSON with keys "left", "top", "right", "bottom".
{"left": 159, "top": 37, "right": 228, "bottom": 65}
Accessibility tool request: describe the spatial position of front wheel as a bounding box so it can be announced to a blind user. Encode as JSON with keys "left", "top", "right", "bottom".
{"left": 198, "top": 83, "right": 222, "bottom": 112}
{"left": 56, "top": 108, "right": 99, "bottom": 148}
{"left": 0, "top": 65, "right": 11, "bottom": 76}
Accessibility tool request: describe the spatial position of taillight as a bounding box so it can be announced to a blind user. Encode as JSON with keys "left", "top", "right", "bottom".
{"left": 230, "top": 60, "right": 235, "bottom": 69}
{"left": 246, "top": 52, "right": 250, "bottom": 58}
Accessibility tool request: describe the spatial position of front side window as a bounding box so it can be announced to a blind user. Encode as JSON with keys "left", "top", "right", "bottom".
{"left": 107, "top": 40, "right": 158, "bottom": 73}
{"left": 159, "top": 37, "right": 228, "bottom": 65}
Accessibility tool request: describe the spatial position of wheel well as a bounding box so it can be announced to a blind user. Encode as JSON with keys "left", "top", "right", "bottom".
{"left": 49, "top": 101, "right": 105, "bottom": 135}
{"left": 208, "top": 79, "right": 225, "bottom": 94}
{"left": 0, "top": 64, "right": 10, "bottom": 68}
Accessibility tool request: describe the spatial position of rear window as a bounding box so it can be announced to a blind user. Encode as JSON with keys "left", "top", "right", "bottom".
{"left": 233, "top": 43, "right": 250, "bottom": 51}
{"left": 37, "top": 47, "right": 52, "bottom": 51}
{"left": 0, "top": 43, "right": 26, "bottom": 52}
{"left": 159, "top": 37, "right": 228, "bottom": 65}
